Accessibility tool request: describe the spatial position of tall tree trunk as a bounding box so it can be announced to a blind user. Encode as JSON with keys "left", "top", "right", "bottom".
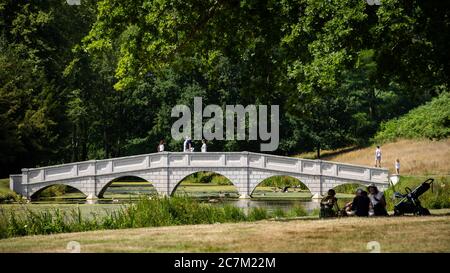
{"left": 71, "top": 124, "right": 77, "bottom": 162}
{"left": 81, "top": 120, "right": 87, "bottom": 161}
{"left": 103, "top": 127, "right": 109, "bottom": 158}
{"left": 317, "top": 143, "right": 321, "bottom": 159}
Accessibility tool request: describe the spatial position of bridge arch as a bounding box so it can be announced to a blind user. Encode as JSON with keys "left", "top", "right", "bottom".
{"left": 329, "top": 179, "right": 388, "bottom": 193}
{"left": 248, "top": 169, "right": 321, "bottom": 197}
{"left": 250, "top": 175, "right": 312, "bottom": 197}
{"left": 97, "top": 175, "right": 155, "bottom": 198}
{"left": 332, "top": 182, "right": 368, "bottom": 195}
{"left": 169, "top": 169, "right": 242, "bottom": 197}
{"left": 30, "top": 183, "right": 87, "bottom": 200}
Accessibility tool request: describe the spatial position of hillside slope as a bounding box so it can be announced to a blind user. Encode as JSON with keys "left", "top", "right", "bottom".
{"left": 374, "top": 92, "right": 450, "bottom": 143}
{"left": 323, "top": 139, "right": 450, "bottom": 175}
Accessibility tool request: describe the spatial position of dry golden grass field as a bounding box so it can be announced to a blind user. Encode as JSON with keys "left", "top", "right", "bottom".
{"left": 0, "top": 213, "right": 449, "bottom": 253}
{"left": 297, "top": 139, "right": 450, "bottom": 175}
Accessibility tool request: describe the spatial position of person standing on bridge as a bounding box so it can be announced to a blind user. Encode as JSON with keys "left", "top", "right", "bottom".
{"left": 157, "top": 140, "right": 165, "bottom": 152}
{"left": 201, "top": 139, "right": 207, "bottom": 152}
{"left": 183, "top": 136, "right": 193, "bottom": 152}
{"left": 375, "top": 146, "right": 382, "bottom": 167}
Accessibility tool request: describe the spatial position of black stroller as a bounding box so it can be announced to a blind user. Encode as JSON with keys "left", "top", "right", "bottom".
{"left": 393, "top": 178, "right": 434, "bottom": 216}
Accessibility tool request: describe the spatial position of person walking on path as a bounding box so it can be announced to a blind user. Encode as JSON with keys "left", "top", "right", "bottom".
{"left": 395, "top": 159, "right": 400, "bottom": 175}
{"left": 375, "top": 146, "right": 382, "bottom": 167}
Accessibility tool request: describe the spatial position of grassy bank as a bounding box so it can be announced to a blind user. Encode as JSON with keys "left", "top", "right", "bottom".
{"left": 0, "top": 178, "right": 18, "bottom": 203}
{"left": 331, "top": 175, "right": 450, "bottom": 210}
{"left": 374, "top": 92, "right": 450, "bottom": 143}
{"left": 1, "top": 214, "right": 449, "bottom": 252}
{"left": 0, "top": 203, "right": 125, "bottom": 219}
{"left": 0, "top": 196, "right": 309, "bottom": 239}
{"left": 385, "top": 175, "right": 450, "bottom": 210}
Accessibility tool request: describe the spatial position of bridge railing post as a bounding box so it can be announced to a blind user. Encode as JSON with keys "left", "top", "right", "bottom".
{"left": 21, "top": 168, "right": 29, "bottom": 199}
{"left": 147, "top": 155, "right": 151, "bottom": 168}
{"left": 93, "top": 160, "right": 97, "bottom": 196}
{"left": 221, "top": 154, "right": 226, "bottom": 166}
{"left": 318, "top": 160, "right": 324, "bottom": 198}
{"left": 239, "top": 152, "right": 251, "bottom": 199}
{"left": 166, "top": 152, "right": 170, "bottom": 196}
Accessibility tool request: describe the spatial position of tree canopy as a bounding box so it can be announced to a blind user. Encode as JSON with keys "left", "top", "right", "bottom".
{"left": 1, "top": 0, "right": 448, "bottom": 176}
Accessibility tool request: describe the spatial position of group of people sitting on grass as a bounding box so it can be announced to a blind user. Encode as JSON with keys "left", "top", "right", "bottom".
{"left": 320, "top": 183, "right": 389, "bottom": 218}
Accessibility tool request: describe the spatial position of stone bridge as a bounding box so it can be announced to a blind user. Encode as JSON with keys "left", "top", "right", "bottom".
{"left": 9, "top": 152, "right": 389, "bottom": 199}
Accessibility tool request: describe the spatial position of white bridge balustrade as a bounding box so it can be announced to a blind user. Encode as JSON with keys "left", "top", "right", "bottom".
{"left": 9, "top": 152, "right": 390, "bottom": 199}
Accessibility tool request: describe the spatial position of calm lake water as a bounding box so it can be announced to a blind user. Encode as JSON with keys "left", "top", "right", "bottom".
{"left": 29, "top": 183, "right": 352, "bottom": 214}
{"left": 32, "top": 196, "right": 324, "bottom": 214}
{"left": 30, "top": 198, "right": 323, "bottom": 215}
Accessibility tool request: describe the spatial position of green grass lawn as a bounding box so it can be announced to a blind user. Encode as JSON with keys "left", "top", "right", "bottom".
{"left": 0, "top": 178, "right": 10, "bottom": 192}
{"left": 0, "top": 178, "right": 18, "bottom": 203}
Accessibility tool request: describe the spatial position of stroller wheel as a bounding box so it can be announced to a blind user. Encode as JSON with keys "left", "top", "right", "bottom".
{"left": 393, "top": 208, "right": 403, "bottom": 216}
{"left": 417, "top": 207, "right": 430, "bottom": 216}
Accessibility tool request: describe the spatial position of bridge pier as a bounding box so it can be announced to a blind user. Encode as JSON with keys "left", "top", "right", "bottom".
{"left": 86, "top": 193, "right": 98, "bottom": 200}
{"left": 311, "top": 193, "right": 323, "bottom": 199}
{"left": 239, "top": 193, "right": 251, "bottom": 199}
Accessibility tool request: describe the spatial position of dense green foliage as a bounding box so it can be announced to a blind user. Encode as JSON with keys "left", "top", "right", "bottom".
{"left": 182, "top": 172, "right": 309, "bottom": 189}
{"left": 0, "top": 179, "right": 18, "bottom": 203}
{"left": 181, "top": 171, "right": 233, "bottom": 185}
{"left": 1, "top": 0, "right": 448, "bottom": 176}
{"left": 258, "top": 176, "right": 308, "bottom": 190}
{"left": 333, "top": 183, "right": 363, "bottom": 195}
{"left": 0, "top": 196, "right": 308, "bottom": 239}
{"left": 375, "top": 93, "right": 450, "bottom": 143}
